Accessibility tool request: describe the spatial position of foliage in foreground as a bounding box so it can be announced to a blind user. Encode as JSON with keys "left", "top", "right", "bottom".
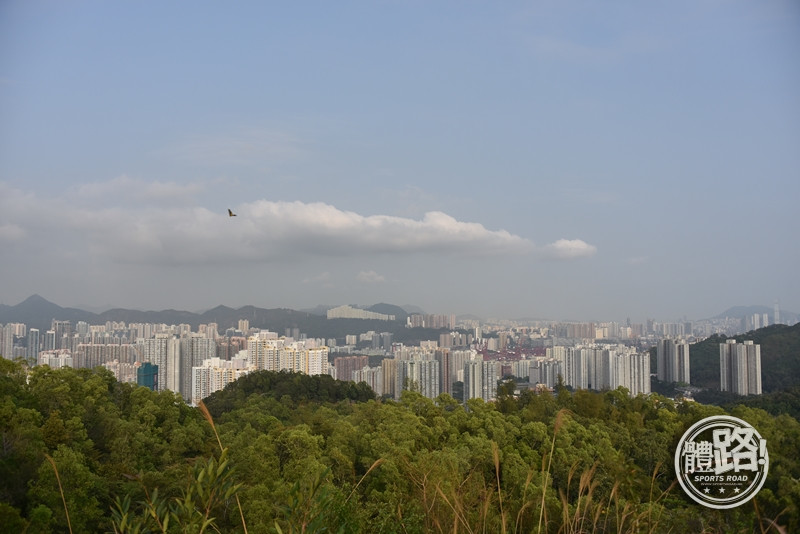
{"left": 1, "top": 359, "right": 799, "bottom": 533}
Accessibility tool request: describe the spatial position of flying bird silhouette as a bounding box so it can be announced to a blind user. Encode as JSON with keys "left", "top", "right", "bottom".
{"left": 228, "top": 209, "right": 237, "bottom": 217}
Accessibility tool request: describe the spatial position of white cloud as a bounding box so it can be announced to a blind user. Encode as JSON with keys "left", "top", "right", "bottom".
{"left": 236, "top": 201, "right": 535, "bottom": 259}
{"left": 540, "top": 239, "right": 597, "bottom": 260}
{"left": 0, "top": 180, "right": 599, "bottom": 267}
{"left": 357, "top": 270, "right": 385, "bottom": 284}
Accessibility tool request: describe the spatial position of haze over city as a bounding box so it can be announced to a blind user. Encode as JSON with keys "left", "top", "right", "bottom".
{"left": 1, "top": 1, "right": 798, "bottom": 321}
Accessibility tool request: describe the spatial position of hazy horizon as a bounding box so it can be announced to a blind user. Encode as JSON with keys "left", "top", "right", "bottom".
{"left": 2, "top": 2, "right": 798, "bottom": 323}
{"left": 2, "top": 293, "right": 795, "bottom": 326}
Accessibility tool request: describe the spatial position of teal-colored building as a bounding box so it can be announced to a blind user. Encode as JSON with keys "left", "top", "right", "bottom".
{"left": 137, "top": 362, "right": 158, "bottom": 391}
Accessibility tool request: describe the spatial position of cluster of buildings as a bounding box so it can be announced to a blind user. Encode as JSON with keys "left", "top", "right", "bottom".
{"left": 0, "top": 310, "right": 767, "bottom": 406}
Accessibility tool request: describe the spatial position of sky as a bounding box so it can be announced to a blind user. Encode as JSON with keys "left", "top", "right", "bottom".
{"left": 1, "top": 1, "right": 798, "bottom": 322}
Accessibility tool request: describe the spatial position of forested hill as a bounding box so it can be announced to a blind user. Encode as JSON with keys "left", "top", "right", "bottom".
{"left": 688, "top": 322, "right": 800, "bottom": 392}
{"left": 2, "top": 360, "right": 799, "bottom": 532}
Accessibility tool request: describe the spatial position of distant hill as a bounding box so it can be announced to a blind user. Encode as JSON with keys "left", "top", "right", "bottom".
{"left": 688, "top": 323, "right": 800, "bottom": 393}
{"left": 0, "top": 294, "right": 99, "bottom": 331}
{"left": 0, "top": 295, "right": 416, "bottom": 341}
{"left": 400, "top": 304, "right": 426, "bottom": 315}
{"left": 711, "top": 304, "right": 798, "bottom": 324}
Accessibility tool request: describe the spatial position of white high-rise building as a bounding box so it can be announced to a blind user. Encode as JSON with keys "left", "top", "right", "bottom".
{"left": 554, "top": 346, "right": 588, "bottom": 390}
{"left": 27, "top": 328, "right": 40, "bottom": 364}
{"left": 1, "top": 323, "right": 15, "bottom": 361}
{"left": 247, "top": 333, "right": 329, "bottom": 376}
{"left": 191, "top": 356, "right": 250, "bottom": 405}
{"left": 180, "top": 335, "right": 217, "bottom": 401}
{"left": 396, "top": 359, "right": 440, "bottom": 400}
{"left": 585, "top": 347, "right": 613, "bottom": 391}
{"left": 609, "top": 351, "right": 651, "bottom": 396}
{"left": 38, "top": 350, "right": 73, "bottom": 369}
{"left": 463, "top": 360, "right": 482, "bottom": 402}
{"left": 720, "top": 340, "right": 762, "bottom": 395}
{"left": 139, "top": 334, "right": 180, "bottom": 393}
{"left": 529, "top": 358, "right": 562, "bottom": 388}
{"left": 463, "top": 360, "right": 497, "bottom": 402}
{"left": 656, "top": 339, "right": 690, "bottom": 384}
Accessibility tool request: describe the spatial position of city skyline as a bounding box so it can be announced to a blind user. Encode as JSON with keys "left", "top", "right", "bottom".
{"left": 2, "top": 1, "right": 798, "bottom": 322}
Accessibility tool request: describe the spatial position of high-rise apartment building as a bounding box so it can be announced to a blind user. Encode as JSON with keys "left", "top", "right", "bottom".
{"left": 27, "top": 328, "right": 40, "bottom": 364}
{"left": 138, "top": 334, "right": 180, "bottom": 393}
{"left": 1, "top": 324, "right": 14, "bottom": 360}
{"left": 396, "top": 359, "right": 440, "bottom": 400}
{"left": 381, "top": 358, "right": 397, "bottom": 399}
{"left": 548, "top": 344, "right": 649, "bottom": 397}
{"left": 656, "top": 338, "right": 690, "bottom": 384}
{"left": 529, "top": 358, "right": 562, "bottom": 389}
{"left": 247, "top": 333, "right": 329, "bottom": 376}
{"left": 463, "top": 360, "right": 498, "bottom": 402}
{"left": 43, "top": 330, "right": 56, "bottom": 351}
{"left": 333, "top": 355, "right": 369, "bottom": 382}
{"left": 463, "top": 360, "right": 482, "bottom": 402}
{"left": 585, "top": 348, "right": 612, "bottom": 391}
{"left": 51, "top": 320, "right": 71, "bottom": 350}
{"left": 180, "top": 335, "right": 218, "bottom": 400}
{"left": 353, "top": 365, "right": 383, "bottom": 396}
{"left": 191, "top": 356, "right": 249, "bottom": 405}
{"left": 609, "top": 351, "right": 651, "bottom": 396}
{"left": 720, "top": 340, "right": 762, "bottom": 395}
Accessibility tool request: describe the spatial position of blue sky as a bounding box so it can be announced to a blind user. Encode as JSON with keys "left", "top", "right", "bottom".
{"left": 1, "top": 0, "right": 798, "bottom": 321}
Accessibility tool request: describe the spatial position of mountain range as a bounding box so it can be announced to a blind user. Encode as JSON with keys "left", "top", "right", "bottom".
{"left": 1, "top": 294, "right": 796, "bottom": 334}
{"left": 0, "top": 295, "right": 414, "bottom": 336}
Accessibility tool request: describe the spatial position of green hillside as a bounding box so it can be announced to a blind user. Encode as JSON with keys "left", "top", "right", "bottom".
{"left": 689, "top": 323, "right": 800, "bottom": 392}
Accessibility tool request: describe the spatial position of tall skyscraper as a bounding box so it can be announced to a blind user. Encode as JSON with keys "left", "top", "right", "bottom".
{"left": 353, "top": 366, "right": 383, "bottom": 396}
{"left": 435, "top": 349, "right": 453, "bottom": 395}
{"left": 381, "top": 358, "right": 397, "bottom": 399}
{"left": 238, "top": 319, "right": 250, "bottom": 334}
{"left": 51, "top": 320, "right": 71, "bottom": 350}
{"left": 463, "top": 360, "right": 497, "bottom": 402}
{"left": 463, "top": 360, "right": 483, "bottom": 402}
{"left": 1, "top": 324, "right": 14, "bottom": 360}
{"left": 720, "top": 340, "right": 762, "bottom": 395}
{"left": 180, "top": 335, "right": 217, "bottom": 401}
{"left": 656, "top": 338, "right": 690, "bottom": 384}
{"left": 529, "top": 358, "right": 562, "bottom": 388}
{"left": 396, "top": 359, "right": 440, "bottom": 400}
{"left": 27, "top": 328, "right": 40, "bottom": 364}
{"left": 586, "top": 348, "right": 612, "bottom": 391}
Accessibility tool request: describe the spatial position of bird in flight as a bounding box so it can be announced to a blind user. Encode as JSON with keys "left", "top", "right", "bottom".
{"left": 228, "top": 209, "right": 237, "bottom": 217}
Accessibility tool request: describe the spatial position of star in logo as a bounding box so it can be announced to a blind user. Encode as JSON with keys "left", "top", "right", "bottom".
{"left": 719, "top": 488, "right": 725, "bottom": 493}
{"left": 734, "top": 488, "right": 740, "bottom": 493}
{"left": 704, "top": 488, "right": 710, "bottom": 494}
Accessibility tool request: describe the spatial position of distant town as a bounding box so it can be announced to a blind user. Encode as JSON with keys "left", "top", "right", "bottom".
{"left": 1, "top": 299, "right": 794, "bottom": 407}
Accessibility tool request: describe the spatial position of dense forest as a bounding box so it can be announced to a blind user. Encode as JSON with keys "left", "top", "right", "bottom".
{"left": 1, "top": 359, "right": 799, "bottom": 533}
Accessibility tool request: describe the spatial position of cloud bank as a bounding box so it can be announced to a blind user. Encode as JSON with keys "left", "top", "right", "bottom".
{"left": 0, "top": 180, "right": 596, "bottom": 266}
